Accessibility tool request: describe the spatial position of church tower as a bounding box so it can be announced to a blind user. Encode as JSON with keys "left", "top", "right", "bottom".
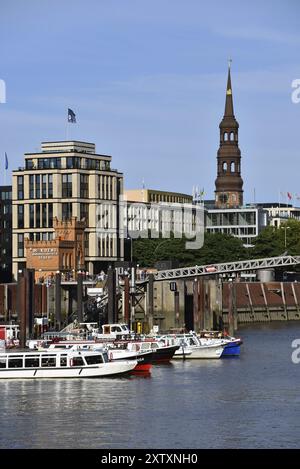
{"left": 215, "top": 62, "right": 243, "bottom": 208}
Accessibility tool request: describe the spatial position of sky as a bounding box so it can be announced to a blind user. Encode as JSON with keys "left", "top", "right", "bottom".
{"left": 1, "top": 0, "right": 300, "bottom": 203}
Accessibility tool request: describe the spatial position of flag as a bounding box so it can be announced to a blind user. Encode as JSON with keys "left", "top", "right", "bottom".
{"left": 287, "top": 192, "right": 292, "bottom": 200}
{"left": 68, "top": 108, "right": 76, "bottom": 123}
{"left": 5, "top": 152, "right": 8, "bottom": 170}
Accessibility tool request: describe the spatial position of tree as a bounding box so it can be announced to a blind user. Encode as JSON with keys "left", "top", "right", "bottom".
{"left": 132, "top": 232, "right": 248, "bottom": 267}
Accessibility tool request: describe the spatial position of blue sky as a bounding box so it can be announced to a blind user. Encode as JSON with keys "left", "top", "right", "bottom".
{"left": 1, "top": 0, "right": 300, "bottom": 203}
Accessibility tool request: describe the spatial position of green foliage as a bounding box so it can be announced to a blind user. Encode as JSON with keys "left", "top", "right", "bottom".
{"left": 251, "top": 219, "right": 300, "bottom": 258}
{"left": 132, "top": 219, "right": 300, "bottom": 269}
{"left": 132, "top": 232, "right": 247, "bottom": 267}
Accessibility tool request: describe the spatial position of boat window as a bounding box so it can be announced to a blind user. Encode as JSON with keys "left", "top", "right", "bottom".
{"left": 25, "top": 357, "right": 40, "bottom": 368}
{"left": 60, "top": 355, "right": 67, "bottom": 367}
{"left": 141, "top": 343, "right": 150, "bottom": 351}
{"left": 150, "top": 343, "right": 158, "bottom": 350}
{"left": 0, "top": 358, "right": 7, "bottom": 368}
{"left": 121, "top": 326, "right": 128, "bottom": 331}
{"left": 41, "top": 356, "right": 56, "bottom": 367}
{"left": 72, "top": 357, "right": 84, "bottom": 366}
{"left": 85, "top": 354, "right": 103, "bottom": 365}
{"left": 8, "top": 358, "right": 23, "bottom": 368}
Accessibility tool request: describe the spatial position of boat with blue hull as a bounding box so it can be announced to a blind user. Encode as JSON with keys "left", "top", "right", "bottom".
{"left": 222, "top": 340, "right": 241, "bottom": 356}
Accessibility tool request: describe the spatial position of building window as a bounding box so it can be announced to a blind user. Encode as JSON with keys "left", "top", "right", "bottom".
{"left": 36, "top": 204, "right": 40, "bottom": 228}
{"left": 48, "top": 175, "right": 53, "bottom": 198}
{"left": 67, "top": 157, "right": 81, "bottom": 169}
{"left": 222, "top": 162, "right": 227, "bottom": 173}
{"left": 42, "top": 203, "right": 47, "bottom": 227}
{"left": 48, "top": 203, "right": 53, "bottom": 228}
{"left": 17, "top": 205, "right": 24, "bottom": 228}
{"left": 29, "top": 204, "right": 34, "bottom": 228}
{"left": 62, "top": 203, "right": 72, "bottom": 220}
{"left": 38, "top": 158, "right": 61, "bottom": 169}
{"left": 42, "top": 175, "right": 47, "bottom": 199}
{"left": 35, "top": 175, "right": 40, "bottom": 198}
{"left": 29, "top": 175, "right": 34, "bottom": 199}
{"left": 80, "top": 203, "right": 89, "bottom": 225}
{"left": 62, "top": 174, "right": 72, "bottom": 198}
{"left": 18, "top": 234, "right": 24, "bottom": 257}
{"left": 80, "top": 174, "right": 89, "bottom": 199}
{"left": 84, "top": 232, "right": 89, "bottom": 257}
{"left": 26, "top": 159, "right": 34, "bottom": 170}
{"left": 17, "top": 176, "right": 24, "bottom": 200}
{"left": 230, "top": 162, "right": 235, "bottom": 172}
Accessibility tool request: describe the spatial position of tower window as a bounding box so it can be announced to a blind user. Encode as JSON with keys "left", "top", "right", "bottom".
{"left": 223, "top": 132, "right": 228, "bottom": 141}
{"left": 222, "top": 162, "right": 227, "bottom": 172}
{"left": 230, "top": 132, "right": 234, "bottom": 141}
{"left": 230, "top": 162, "right": 235, "bottom": 172}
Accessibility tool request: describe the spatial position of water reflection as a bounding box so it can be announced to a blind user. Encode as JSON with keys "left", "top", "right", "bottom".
{"left": 1, "top": 323, "right": 300, "bottom": 448}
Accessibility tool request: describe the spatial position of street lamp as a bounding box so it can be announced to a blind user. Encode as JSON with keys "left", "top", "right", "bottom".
{"left": 283, "top": 225, "right": 291, "bottom": 248}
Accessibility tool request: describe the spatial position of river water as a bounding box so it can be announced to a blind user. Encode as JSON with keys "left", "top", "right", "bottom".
{"left": 1, "top": 322, "right": 300, "bottom": 449}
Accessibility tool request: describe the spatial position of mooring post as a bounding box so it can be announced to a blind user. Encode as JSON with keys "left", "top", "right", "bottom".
{"left": 174, "top": 291, "right": 180, "bottom": 327}
{"left": 77, "top": 271, "right": 83, "bottom": 323}
{"left": 25, "top": 269, "right": 35, "bottom": 339}
{"left": 148, "top": 273, "right": 154, "bottom": 331}
{"left": 228, "top": 281, "right": 234, "bottom": 336}
{"left": 193, "top": 278, "right": 199, "bottom": 330}
{"left": 17, "top": 271, "right": 26, "bottom": 348}
{"left": 124, "top": 274, "right": 130, "bottom": 326}
{"left": 107, "top": 267, "right": 116, "bottom": 324}
{"left": 233, "top": 280, "right": 238, "bottom": 331}
{"left": 55, "top": 272, "right": 61, "bottom": 330}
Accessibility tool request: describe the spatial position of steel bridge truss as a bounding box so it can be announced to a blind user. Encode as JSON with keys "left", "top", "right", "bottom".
{"left": 154, "top": 255, "right": 300, "bottom": 281}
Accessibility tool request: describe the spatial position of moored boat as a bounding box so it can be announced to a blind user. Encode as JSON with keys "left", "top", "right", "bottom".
{"left": 0, "top": 349, "right": 137, "bottom": 379}
{"left": 158, "top": 334, "right": 225, "bottom": 359}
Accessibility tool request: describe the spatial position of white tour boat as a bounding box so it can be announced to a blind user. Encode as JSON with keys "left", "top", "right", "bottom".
{"left": 0, "top": 349, "right": 137, "bottom": 379}
{"left": 159, "top": 334, "right": 225, "bottom": 359}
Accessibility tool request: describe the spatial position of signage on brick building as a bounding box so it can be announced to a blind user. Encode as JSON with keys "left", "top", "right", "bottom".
{"left": 31, "top": 248, "right": 58, "bottom": 259}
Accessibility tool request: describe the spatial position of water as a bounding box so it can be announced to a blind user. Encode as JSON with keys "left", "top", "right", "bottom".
{"left": 1, "top": 322, "right": 300, "bottom": 449}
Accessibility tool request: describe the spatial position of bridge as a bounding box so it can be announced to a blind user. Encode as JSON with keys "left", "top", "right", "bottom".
{"left": 153, "top": 255, "right": 300, "bottom": 281}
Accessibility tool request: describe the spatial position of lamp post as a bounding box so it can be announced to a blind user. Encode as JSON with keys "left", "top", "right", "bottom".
{"left": 283, "top": 225, "right": 290, "bottom": 248}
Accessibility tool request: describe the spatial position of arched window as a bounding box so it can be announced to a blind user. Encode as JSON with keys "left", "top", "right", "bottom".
{"left": 230, "top": 162, "right": 235, "bottom": 172}
{"left": 222, "top": 161, "right": 227, "bottom": 172}
{"left": 224, "top": 132, "right": 228, "bottom": 141}
{"left": 230, "top": 132, "right": 234, "bottom": 141}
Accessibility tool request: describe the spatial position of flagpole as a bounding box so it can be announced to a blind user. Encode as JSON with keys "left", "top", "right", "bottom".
{"left": 65, "top": 120, "right": 69, "bottom": 141}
